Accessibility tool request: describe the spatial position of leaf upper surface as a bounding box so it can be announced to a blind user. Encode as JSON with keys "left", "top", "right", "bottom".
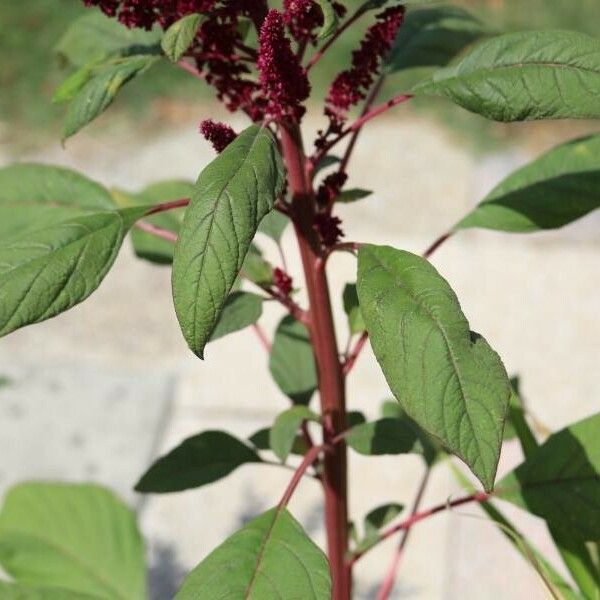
{"left": 172, "top": 125, "right": 284, "bottom": 358}
{"left": 413, "top": 30, "right": 600, "bottom": 122}
{"left": 175, "top": 508, "right": 331, "bottom": 599}
{"left": 357, "top": 245, "right": 511, "bottom": 490}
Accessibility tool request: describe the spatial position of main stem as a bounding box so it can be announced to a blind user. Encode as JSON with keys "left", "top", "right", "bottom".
{"left": 279, "top": 122, "right": 350, "bottom": 600}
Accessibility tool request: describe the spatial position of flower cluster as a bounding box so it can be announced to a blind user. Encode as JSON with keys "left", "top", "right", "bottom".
{"left": 273, "top": 268, "right": 293, "bottom": 296}
{"left": 258, "top": 10, "right": 310, "bottom": 121}
{"left": 316, "top": 171, "right": 347, "bottom": 207}
{"left": 199, "top": 119, "right": 237, "bottom": 153}
{"left": 313, "top": 213, "right": 344, "bottom": 247}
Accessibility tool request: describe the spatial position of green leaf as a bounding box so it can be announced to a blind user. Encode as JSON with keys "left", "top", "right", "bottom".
{"left": 55, "top": 11, "right": 160, "bottom": 68}
{"left": 63, "top": 55, "right": 159, "bottom": 141}
{"left": 172, "top": 125, "right": 284, "bottom": 358}
{"left": 346, "top": 418, "right": 420, "bottom": 456}
{"left": 348, "top": 411, "right": 367, "bottom": 427}
{"left": 364, "top": 503, "right": 404, "bottom": 537}
{"left": 0, "top": 163, "right": 115, "bottom": 240}
{"left": 209, "top": 292, "right": 263, "bottom": 342}
{"left": 313, "top": 154, "right": 340, "bottom": 175}
{"left": 0, "top": 483, "right": 146, "bottom": 600}
{"left": 241, "top": 243, "right": 275, "bottom": 286}
{"left": 497, "top": 412, "right": 600, "bottom": 541}
{"left": 315, "top": 0, "right": 339, "bottom": 39}
{"left": 161, "top": 13, "right": 203, "bottom": 62}
{"left": 0, "top": 582, "right": 100, "bottom": 599}
{"left": 269, "top": 315, "right": 318, "bottom": 405}
{"left": 176, "top": 508, "right": 331, "bottom": 599}
{"left": 0, "top": 207, "right": 146, "bottom": 339}
{"left": 379, "top": 400, "right": 441, "bottom": 465}
{"left": 53, "top": 65, "right": 96, "bottom": 104}
{"left": 135, "top": 430, "right": 261, "bottom": 493}
{"left": 248, "top": 427, "right": 309, "bottom": 457}
{"left": 343, "top": 283, "right": 366, "bottom": 334}
{"left": 258, "top": 210, "right": 289, "bottom": 242}
{"left": 113, "top": 179, "right": 194, "bottom": 265}
{"left": 456, "top": 134, "right": 600, "bottom": 233}
{"left": 357, "top": 245, "right": 511, "bottom": 490}
{"left": 413, "top": 31, "right": 600, "bottom": 122}
{"left": 269, "top": 406, "right": 320, "bottom": 463}
{"left": 335, "top": 188, "right": 373, "bottom": 204}
{"left": 452, "top": 466, "right": 583, "bottom": 600}
{"left": 386, "top": 6, "right": 488, "bottom": 74}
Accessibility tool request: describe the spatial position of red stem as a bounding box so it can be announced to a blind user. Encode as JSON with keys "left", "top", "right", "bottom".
{"left": 278, "top": 444, "right": 325, "bottom": 509}
{"left": 350, "top": 490, "right": 491, "bottom": 565}
{"left": 279, "top": 122, "right": 351, "bottom": 600}
{"left": 377, "top": 469, "right": 431, "bottom": 600}
{"left": 422, "top": 232, "right": 453, "bottom": 259}
{"left": 176, "top": 60, "right": 206, "bottom": 81}
{"left": 135, "top": 221, "right": 178, "bottom": 242}
{"left": 251, "top": 323, "right": 272, "bottom": 352}
{"left": 342, "top": 331, "right": 368, "bottom": 376}
{"left": 146, "top": 197, "right": 190, "bottom": 215}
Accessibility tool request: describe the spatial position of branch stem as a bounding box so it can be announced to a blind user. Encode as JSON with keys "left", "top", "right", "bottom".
{"left": 422, "top": 232, "right": 453, "bottom": 259}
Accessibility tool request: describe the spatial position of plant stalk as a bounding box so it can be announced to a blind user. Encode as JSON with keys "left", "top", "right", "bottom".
{"left": 279, "top": 121, "right": 351, "bottom": 600}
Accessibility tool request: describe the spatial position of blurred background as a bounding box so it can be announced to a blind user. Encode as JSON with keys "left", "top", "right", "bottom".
{"left": 0, "top": 1, "right": 599, "bottom": 598}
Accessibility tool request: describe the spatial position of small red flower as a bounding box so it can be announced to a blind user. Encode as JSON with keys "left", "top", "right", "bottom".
{"left": 273, "top": 267, "right": 293, "bottom": 296}
{"left": 316, "top": 171, "right": 347, "bottom": 207}
{"left": 199, "top": 119, "right": 237, "bottom": 153}
{"left": 313, "top": 213, "right": 344, "bottom": 247}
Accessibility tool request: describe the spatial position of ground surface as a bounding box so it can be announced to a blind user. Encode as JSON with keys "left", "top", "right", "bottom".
{"left": 0, "top": 110, "right": 598, "bottom": 598}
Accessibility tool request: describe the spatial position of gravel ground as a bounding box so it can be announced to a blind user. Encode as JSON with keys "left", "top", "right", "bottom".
{"left": 0, "top": 111, "right": 598, "bottom": 598}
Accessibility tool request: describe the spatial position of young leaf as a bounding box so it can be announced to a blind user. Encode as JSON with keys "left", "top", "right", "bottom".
{"left": 53, "top": 65, "right": 96, "bottom": 104}
{"left": 209, "top": 292, "right": 263, "bottom": 342}
{"left": 455, "top": 134, "right": 600, "bottom": 233}
{"left": 258, "top": 210, "right": 289, "bottom": 242}
{"left": 248, "top": 427, "right": 309, "bottom": 457}
{"left": 0, "top": 207, "right": 147, "bottom": 339}
{"left": 113, "top": 179, "right": 194, "bottom": 265}
{"left": 172, "top": 125, "right": 285, "bottom": 358}
{"left": 269, "top": 315, "right": 318, "bottom": 405}
{"left": 343, "top": 283, "right": 366, "bottom": 334}
{"left": 0, "top": 163, "right": 115, "bottom": 240}
{"left": 161, "top": 13, "right": 204, "bottom": 62}
{"left": 63, "top": 55, "right": 159, "bottom": 141}
{"left": 0, "top": 483, "right": 146, "bottom": 600}
{"left": 386, "top": 6, "right": 488, "bottom": 73}
{"left": 55, "top": 11, "right": 160, "bottom": 68}
{"left": 313, "top": 154, "right": 340, "bottom": 175}
{"left": 335, "top": 188, "right": 373, "bottom": 204}
{"left": 413, "top": 31, "right": 600, "bottom": 122}
{"left": 346, "top": 418, "right": 419, "bottom": 456}
{"left": 315, "top": 0, "right": 339, "bottom": 39}
{"left": 135, "top": 431, "right": 261, "bottom": 493}
{"left": 497, "top": 412, "right": 600, "bottom": 541}
{"left": 176, "top": 508, "right": 331, "bottom": 599}
{"left": 357, "top": 245, "right": 511, "bottom": 490}
{"left": 363, "top": 503, "right": 404, "bottom": 538}
{"left": 269, "top": 406, "right": 320, "bottom": 463}
{"left": 241, "top": 243, "right": 275, "bottom": 286}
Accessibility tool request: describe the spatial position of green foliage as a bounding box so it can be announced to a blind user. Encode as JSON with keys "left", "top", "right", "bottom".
{"left": 135, "top": 431, "right": 261, "bottom": 493}
{"left": 209, "top": 292, "right": 263, "bottom": 343}
{"left": 497, "top": 413, "right": 600, "bottom": 541}
{"left": 258, "top": 210, "right": 289, "bottom": 242}
{"left": 270, "top": 406, "right": 320, "bottom": 463}
{"left": 358, "top": 245, "right": 511, "bottom": 490}
{"left": 346, "top": 418, "right": 420, "bottom": 456}
{"left": 269, "top": 315, "right": 318, "bottom": 405}
{"left": 0, "top": 207, "right": 146, "bottom": 339}
{"left": 386, "top": 6, "right": 489, "bottom": 74}
{"left": 414, "top": 31, "right": 600, "bottom": 122}
{"left": 352, "top": 503, "right": 404, "bottom": 553}
{"left": 342, "top": 283, "right": 366, "bottom": 334}
{"left": 176, "top": 508, "right": 331, "bottom": 599}
{"left": 456, "top": 134, "right": 600, "bottom": 232}
{"left": 161, "top": 13, "right": 204, "bottom": 62}
{"left": 0, "top": 582, "right": 100, "bottom": 599}
{"left": 335, "top": 188, "right": 373, "bottom": 204}
{"left": 172, "top": 125, "right": 284, "bottom": 358}
{"left": 315, "top": 0, "right": 339, "bottom": 40}
{"left": 0, "top": 483, "right": 146, "bottom": 600}
{"left": 241, "top": 243, "right": 275, "bottom": 286}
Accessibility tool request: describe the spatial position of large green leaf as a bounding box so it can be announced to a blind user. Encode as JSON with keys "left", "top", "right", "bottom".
{"left": 172, "top": 125, "right": 284, "bottom": 358}
{"left": 209, "top": 291, "right": 263, "bottom": 342}
{"left": 269, "top": 406, "right": 320, "bottom": 463}
{"left": 135, "top": 431, "right": 262, "bottom": 493}
{"left": 497, "top": 413, "right": 600, "bottom": 541}
{"left": 413, "top": 31, "right": 600, "bottom": 122}
{"left": 357, "top": 245, "right": 511, "bottom": 490}
{"left": 0, "top": 163, "right": 115, "bottom": 240}
{"left": 456, "top": 134, "right": 600, "bottom": 232}
{"left": 0, "top": 582, "right": 101, "bottom": 599}
{"left": 386, "top": 6, "right": 488, "bottom": 73}
{"left": 269, "top": 315, "right": 318, "bottom": 405}
{"left": 63, "top": 55, "right": 159, "bottom": 141}
{"left": 161, "top": 13, "right": 204, "bottom": 62}
{"left": 346, "top": 418, "right": 419, "bottom": 456}
{"left": 0, "top": 483, "right": 146, "bottom": 600}
{"left": 0, "top": 207, "right": 146, "bottom": 339}
{"left": 176, "top": 508, "right": 331, "bottom": 599}
{"left": 55, "top": 11, "right": 160, "bottom": 68}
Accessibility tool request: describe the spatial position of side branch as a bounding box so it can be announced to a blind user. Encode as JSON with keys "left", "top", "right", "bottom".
{"left": 343, "top": 331, "right": 368, "bottom": 376}
{"left": 422, "top": 232, "right": 453, "bottom": 260}
{"left": 278, "top": 445, "right": 326, "bottom": 508}
{"left": 146, "top": 197, "right": 191, "bottom": 215}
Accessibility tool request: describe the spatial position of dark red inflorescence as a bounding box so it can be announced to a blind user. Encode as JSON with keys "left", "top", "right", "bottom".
{"left": 258, "top": 10, "right": 310, "bottom": 121}
{"left": 199, "top": 119, "right": 237, "bottom": 153}
{"left": 273, "top": 268, "right": 293, "bottom": 297}
{"left": 313, "top": 213, "right": 344, "bottom": 247}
